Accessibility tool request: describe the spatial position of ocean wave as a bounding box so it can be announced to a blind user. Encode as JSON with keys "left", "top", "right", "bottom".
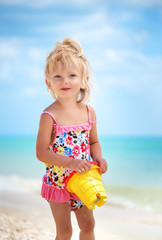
{"left": 105, "top": 185, "right": 162, "bottom": 214}
{"left": 0, "top": 175, "right": 42, "bottom": 194}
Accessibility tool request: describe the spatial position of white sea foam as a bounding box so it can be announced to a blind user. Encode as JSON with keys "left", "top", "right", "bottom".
{"left": 0, "top": 175, "right": 42, "bottom": 194}
{"left": 106, "top": 185, "right": 162, "bottom": 214}
{"left": 109, "top": 195, "right": 154, "bottom": 213}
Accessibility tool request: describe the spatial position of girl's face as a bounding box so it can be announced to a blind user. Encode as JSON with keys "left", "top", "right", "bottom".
{"left": 46, "top": 60, "right": 87, "bottom": 101}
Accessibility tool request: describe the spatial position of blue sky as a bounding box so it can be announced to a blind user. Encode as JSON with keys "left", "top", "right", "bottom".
{"left": 0, "top": 0, "right": 162, "bottom": 136}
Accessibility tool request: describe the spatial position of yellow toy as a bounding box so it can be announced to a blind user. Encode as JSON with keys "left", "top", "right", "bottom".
{"left": 66, "top": 162, "right": 107, "bottom": 210}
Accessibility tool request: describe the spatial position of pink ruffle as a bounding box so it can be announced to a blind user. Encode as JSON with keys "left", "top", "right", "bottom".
{"left": 41, "top": 178, "right": 80, "bottom": 202}
{"left": 53, "top": 122, "right": 93, "bottom": 133}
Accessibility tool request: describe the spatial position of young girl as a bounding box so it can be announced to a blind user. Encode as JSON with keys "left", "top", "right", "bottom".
{"left": 36, "top": 38, "right": 107, "bottom": 240}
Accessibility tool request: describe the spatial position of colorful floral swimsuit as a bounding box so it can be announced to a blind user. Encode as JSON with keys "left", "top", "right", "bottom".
{"left": 41, "top": 105, "right": 96, "bottom": 211}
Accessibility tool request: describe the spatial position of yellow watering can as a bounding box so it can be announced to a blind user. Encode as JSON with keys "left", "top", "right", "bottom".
{"left": 66, "top": 162, "right": 107, "bottom": 210}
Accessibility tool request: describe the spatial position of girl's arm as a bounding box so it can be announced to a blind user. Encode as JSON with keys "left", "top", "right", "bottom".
{"left": 89, "top": 107, "right": 108, "bottom": 174}
{"left": 36, "top": 114, "right": 91, "bottom": 173}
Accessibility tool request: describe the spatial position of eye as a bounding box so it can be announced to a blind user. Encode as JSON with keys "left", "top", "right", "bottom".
{"left": 54, "top": 75, "right": 61, "bottom": 79}
{"left": 70, "top": 74, "right": 76, "bottom": 78}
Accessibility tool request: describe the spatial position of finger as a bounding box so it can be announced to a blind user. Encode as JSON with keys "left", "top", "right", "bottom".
{"left": 82, "top": 166, "right": 88, "bottom": 172}
{"left": 100, "top": 165, "right": 106, "bottom": 174}
{"left": 80, "top": 164, "right": 91, "bottom": 173}
{"left": 78, "top": 167, "right": 85, "bottom": 174}
{"left": 86, "top": 162, "right": 91, "bottom": 170}
{"left": 99, "top": 163, "right": 103, "bottom": 173}
{"left": 80, "top": 162, "right": 90, "bottom": 171}
{"left": 100, "top": 165, "right": 107, "bottom": 174}
{"left": 85, "top": 163, "right": 91, "bottom": 171}
{"left": 77, "top": 168, "right": 82, "bottom": 174}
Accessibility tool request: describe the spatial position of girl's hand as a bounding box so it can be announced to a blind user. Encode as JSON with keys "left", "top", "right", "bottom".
{"left": 69, "top": 158, "right": 91, "bottom": 174}
{"left": 96, "top": 158, "right": 108, "bottom": 174}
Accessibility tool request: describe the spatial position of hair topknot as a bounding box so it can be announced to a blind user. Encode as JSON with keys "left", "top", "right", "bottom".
{"left": 55, "top": 38, "right": 82, "bottom": 57}
{"left": 45, "top": 38, "right": 91, "bottom": 103}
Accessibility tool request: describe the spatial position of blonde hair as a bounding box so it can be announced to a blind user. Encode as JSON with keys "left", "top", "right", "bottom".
{"left": 45, "top": 38, "right": 91, "bottom": 102}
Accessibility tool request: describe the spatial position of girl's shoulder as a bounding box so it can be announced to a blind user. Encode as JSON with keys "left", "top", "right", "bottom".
{"left": 43, "top": 101, "right": 58, "bottom": 112}
{"left": 40, "top": 102, "right": 58, "bottom": 123}
{"left": 43, "top": 101, "right": 61, "bottom": 116}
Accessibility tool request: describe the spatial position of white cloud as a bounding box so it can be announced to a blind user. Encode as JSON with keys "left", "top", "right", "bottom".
{"left": 21, "top": 86, "right": 45, "bottom": 97}
{"left": 37, "top": 11, "right": 130, "bottom": 47}
{"left": 102, "top": 48, "right": 162, "bottom": 99}
{"left": 0, "top": 62, "right": 11, "bottom": 80}
{"left": 27, "top": 47, "right": 47, "bottom": 62}
{"left": 72, "top": 25, "right": 127, "bottom": 45}
{"left": 105, "top": 49, "right": 150, "bottom": 63}
{"left": 0, "top": 38, "right": 46, "bottom": 83}
{"left": 38, "top": 12, "right": 106, "bottom": 33}
{"left": 0, "top": 39, "right": 20, "bottom": 81}
{"left": 105, "top": 49, "right": 121, "bottom": 62}
{"left": 0, "top": 38, "right": 20, "bottom": 59}
{"left": 134, "top": 31, "right": 149, "bottom": 44}
{"left": 45, "top": 10, "right": 150, "bottom": 51}
{"left": 22, "top": 87, "right": 38, "bottom": 96}
{"left": 27, "top": 66, "right": 44, "bottom": 81}
{"left": 105, "top": 48, "right": 162, "bottom": 69}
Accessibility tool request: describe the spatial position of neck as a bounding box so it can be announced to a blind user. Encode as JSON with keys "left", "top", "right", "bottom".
{"left": 56, "top": 97, "right": 80, "bottom": 110}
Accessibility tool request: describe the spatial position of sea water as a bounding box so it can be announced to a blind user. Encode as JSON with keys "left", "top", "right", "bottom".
{"left": 0, "top": 135, "right": 162, "bottom": 214}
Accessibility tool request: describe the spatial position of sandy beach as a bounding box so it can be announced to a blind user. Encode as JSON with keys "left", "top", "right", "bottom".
{"left": 0, "top": 189, "right": 162, "bottom": 240}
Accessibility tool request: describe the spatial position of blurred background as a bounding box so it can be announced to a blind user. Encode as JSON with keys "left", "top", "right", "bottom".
{"left": 0, "top": 0, "right": 162, "bottom": 226}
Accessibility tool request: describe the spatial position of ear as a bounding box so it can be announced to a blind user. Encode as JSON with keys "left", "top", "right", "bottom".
{"left": 45, "top": 78, "right": 51, "bottom": 89}
{"left": 81, "top": 76, "right": 89, "bottom": 89}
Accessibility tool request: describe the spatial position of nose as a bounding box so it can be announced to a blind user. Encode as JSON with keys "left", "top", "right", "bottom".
{"left": 62, "top": 75, "right": 69, "bottom": 83}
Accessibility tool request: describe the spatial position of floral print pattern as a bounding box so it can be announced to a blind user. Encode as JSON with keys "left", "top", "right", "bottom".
{"left": 45, "top": 130, "right": 91, "bottom": 189}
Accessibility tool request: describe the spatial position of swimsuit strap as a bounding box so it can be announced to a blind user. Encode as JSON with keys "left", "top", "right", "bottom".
{"left": 86, "top": 105, "right": 91, "bottom": 122}
{"left": 41, "top": 111, "right": 58, "bottom": 125}
{"left": 86, "top": 105, "right": 96, "bottom": 124}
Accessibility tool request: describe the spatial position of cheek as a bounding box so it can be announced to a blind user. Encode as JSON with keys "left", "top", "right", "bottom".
{"left": 51, "top": 80, "right": 60, "bottom": 87}
{"left": 75, "top": 83, "right": 83, "bottom": 90}
{"left": 73, "top": 79, "right": 83, "bottom": 87}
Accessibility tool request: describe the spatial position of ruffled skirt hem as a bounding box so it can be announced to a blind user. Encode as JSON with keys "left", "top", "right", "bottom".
{"left": 41, "top": 176, "right": 80, "bottom": 202}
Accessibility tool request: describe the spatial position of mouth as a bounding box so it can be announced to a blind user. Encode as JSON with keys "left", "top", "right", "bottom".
{"left": 61, "top": 88, "right": 71, "bottom": 91}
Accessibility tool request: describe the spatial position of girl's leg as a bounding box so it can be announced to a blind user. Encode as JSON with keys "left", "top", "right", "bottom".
{"left": 49, "top": 201, "right": 72, "bottom": 240}
{"left": 74, "top": 205, "right": 95, "bottom": 240}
